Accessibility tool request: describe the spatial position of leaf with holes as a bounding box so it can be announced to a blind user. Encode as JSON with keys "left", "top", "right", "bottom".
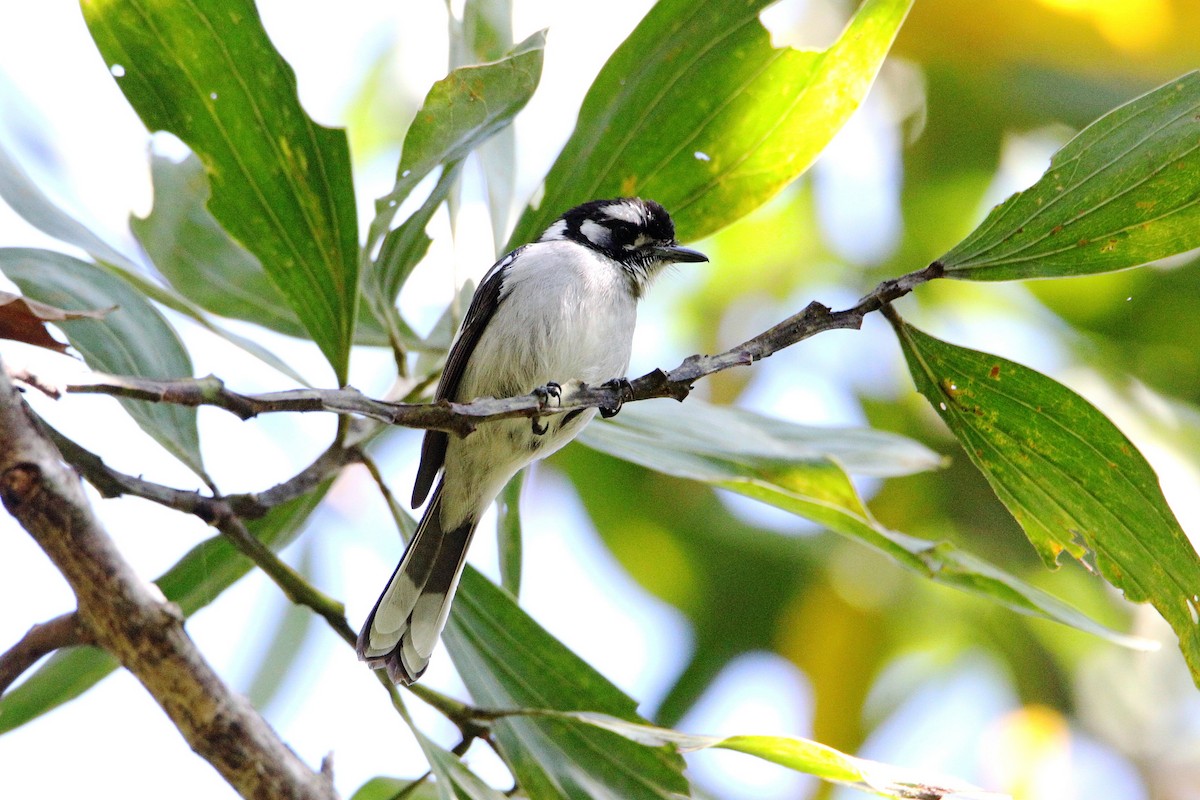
{"left": 892, "top": 315, "right": 1200, "bottom": 687}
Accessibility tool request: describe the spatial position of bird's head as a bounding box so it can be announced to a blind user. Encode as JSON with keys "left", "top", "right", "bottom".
{"left": 539, "top": 198, "right": 708, "bottom": 295}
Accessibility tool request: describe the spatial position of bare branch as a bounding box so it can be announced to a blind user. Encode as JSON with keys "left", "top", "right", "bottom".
{"left": 0, "top": 612, "right": 82, "bottom": 695}
{"left": 61, "top": 264, "right": 943, "bottom": 434}
{"left": 0, "top": 360, "right": 338, "bottom": 800}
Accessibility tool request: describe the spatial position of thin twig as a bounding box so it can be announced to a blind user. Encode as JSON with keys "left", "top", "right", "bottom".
{"left": 60, "top": 263, "right": 944, "bottom": 437}
{"left": 0, "top": 612, "right": 82, "bottom": 695}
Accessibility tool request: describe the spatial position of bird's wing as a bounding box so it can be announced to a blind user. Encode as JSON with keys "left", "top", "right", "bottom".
{"left": 411, "top": 246, "right": 525, "bottom": 507}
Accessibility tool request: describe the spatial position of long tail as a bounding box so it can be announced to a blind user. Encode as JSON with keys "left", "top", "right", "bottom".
{"left": 356, "top": 482, "right": 477, "bottom": 684}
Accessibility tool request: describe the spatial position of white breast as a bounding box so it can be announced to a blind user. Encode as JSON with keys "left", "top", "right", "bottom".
{"left": 458, "top": 240, "right": 638, "bottom": 400}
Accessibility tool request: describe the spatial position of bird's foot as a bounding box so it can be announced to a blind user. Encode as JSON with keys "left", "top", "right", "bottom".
{"left": 531, "top": 382, "right": 562, "bottom": 435}
{"left": 599, "top": 378, "right": 633, "bottom": 419}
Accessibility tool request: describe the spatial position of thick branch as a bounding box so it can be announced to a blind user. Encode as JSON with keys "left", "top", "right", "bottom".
{"left": 0, "top": 612, "right": 82, "bottom": 695}
{"left": 0, "top": 361, "right": 337, "bottom": 800}
{"left": 62, "top": 263, "right": 943, "bottom": 434}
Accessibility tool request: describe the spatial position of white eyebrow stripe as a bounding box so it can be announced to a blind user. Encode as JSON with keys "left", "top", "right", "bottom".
{"left": 600, "top": 201, "right": 644, "bottom": 225}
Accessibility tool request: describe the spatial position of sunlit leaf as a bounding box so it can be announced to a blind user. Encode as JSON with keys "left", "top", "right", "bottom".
{"left": 891, "top": 316, "right": 1200, "bottom": 685}
{"left": 0, "top": 248, "right": 206, "bottom": 480}
{"left": 580, "top": 400, "right": 1152, "bottom": 650}
{"left": 83, "top": 0, "right": 359, "bottom": 383}
{"left": 366, "top": 31, "right": 545, "bottom": 301}
{"left": 350, "top": 776, "right": 439, "bottom": 800}
{"left": 508, "top": 0, "right": 912, "bottom": 246}
{"left": 131, "top": 153, "right": 305, "bottom": 335}
{"left": 0, "top": 479, "right": 329, "bottom": 733}
{"left": 540, "top": 712, "right": 1007, "bottom": 800}
{"left": 442, "top": 568, "right": 689, "bottom": 800}
{"left": 940, "top": 71, "right": 1200, "bottom": 280}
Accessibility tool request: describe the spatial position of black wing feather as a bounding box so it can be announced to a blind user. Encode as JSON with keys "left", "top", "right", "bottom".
{"left": 411, "top": 247, "right": 525, "bottom": 507}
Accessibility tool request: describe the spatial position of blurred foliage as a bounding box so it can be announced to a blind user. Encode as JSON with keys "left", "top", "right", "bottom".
{"left": 4, "top": 1, "right": 1200, "bottom": 799}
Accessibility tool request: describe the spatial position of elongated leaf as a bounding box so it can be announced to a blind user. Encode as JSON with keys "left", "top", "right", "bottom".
{"left": 130, "top": 153, "right": 309, "bottom": 341}
{"left": 366, "top": 31, "right": 544, "bottom": 298}
{"left": 940, "top": 71, "right": 1200, "bottom": 279}
{"left": 891, "top": 317, "right": 1200, "bottom": 685}
{"left": 531, "top": 712, "right": 1006, "bottom": 800}
{"left": 496, "top": 470, "right": 523, "bottom": 597}
{"left": 0, "top": 139, "right": 141, "bottom": 271}
{"left": 442, "top": 568, "right": 689, "bottom": 800}
{"left": 0, "top": 478, "right": 329, "bottom": 734}
{"left": 582, "top": 399, "right": 944, "bottom": 479}
{"left": 0, "top": 139, "right": 305, "bottom": 382}
{"left": 350, "top": 777, "right": 439, "bottom": 800}
{"left": 580, "top": 400, "right": 1152, "bottom": 649}
{"left": 376, "top": 160, "right": 465, "bottom": 303}
{"left": 416, "top": 729, "right": 508, "bottom": 800}
{"left": 132, "top": 154, "right": 390, "bottom": 348}
{"left": 83, "top": 0, "right": 359, "bottom": 383}
{"left": 0, "top": 248, "right": 206, "bottom": 479}
{"left": 508, "top": 0, "right": 912, "bottom": 246}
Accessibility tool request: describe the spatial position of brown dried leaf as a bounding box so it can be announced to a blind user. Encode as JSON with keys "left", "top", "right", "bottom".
{"left": 0, "top": 291, "right": 113, "bottom": 353}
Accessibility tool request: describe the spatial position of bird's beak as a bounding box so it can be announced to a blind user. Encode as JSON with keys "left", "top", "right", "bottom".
{"left": 653, "top": 244, "right": 708, "bottom": 263}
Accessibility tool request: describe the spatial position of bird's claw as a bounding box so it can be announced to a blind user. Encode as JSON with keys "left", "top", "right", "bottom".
{"left": 599, "top": 378, "right": 633, "bottom": 419}
{"left": 531, "top": 382, "right": 562, "bottom": 435}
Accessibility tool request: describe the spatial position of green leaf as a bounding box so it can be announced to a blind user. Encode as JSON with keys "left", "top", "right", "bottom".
{"left": 496, "top": 470, "right": 524, "bottom": 598}
{"left": 891, "top": 316, "right": 1200, "bottom": 685}
{"left": 0, "top": 140, "right": 305, "bottom": 383}
{"left": 243, "top": 539, "right": 319, "bottom": 711}
{"left": 365, "top": 31, "right": 544, "bottom": 299}
{"left": 376, "top": 160, "right": 466, "bottom": 304}
{"left": 350, "top": 777, "right": 440, "bottom": 800}
{"left": 507, "top": 0, "right": 912, "bottom": 247}
{"left": 535, "top": 712, "right": 1004, "bottom": 800}
{"left": 83, "top": 0, "right": 359, "bottom": 383}
{"left": 939, "top": 71, "right": 1200, "bottom": 280}
{"left": 442, "top": 568, "right": 689, "bottom": 800}
{"left": 582, "top": 398, "right": 945, "bottom": 479}
{"left": 416, "top": 729, "right": 509, "bottom": 800}
{"left": 0, "top": 139, "right": 141, "bottom": 272}
{"left": 0, "top": 248, "right": 206, "bottom": 480}
{"left": 0, "top": 480, "right": 329, "bottom": 734}
{"left": 132, "top": 155, "right": 390, "bottom": 349}
{"left": 581, "top": 399, "right": 1152, "bottom": 650}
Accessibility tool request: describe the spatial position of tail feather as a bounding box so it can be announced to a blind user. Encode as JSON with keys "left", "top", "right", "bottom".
{"left": 356, "top": 482, "right": 477, "bottom": 684}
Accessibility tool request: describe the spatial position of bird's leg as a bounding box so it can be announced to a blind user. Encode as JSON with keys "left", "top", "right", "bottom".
{"left": 599, "top": 377, "right": 633, "bottom": 419}
{"left": 530, "top": 381, "right": 562, "bottom": 435}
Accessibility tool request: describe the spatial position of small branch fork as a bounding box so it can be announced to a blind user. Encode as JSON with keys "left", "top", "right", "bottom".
{"left": 0, "top": 364, "right": 338, "bottom": 800}
{"left": 59, "top": 263, "right": 944, "bottom": 435}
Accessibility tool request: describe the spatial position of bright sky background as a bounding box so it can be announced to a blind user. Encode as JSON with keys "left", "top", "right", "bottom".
{"left": 0, "top": 2, "right": 1195, "bottom": 799}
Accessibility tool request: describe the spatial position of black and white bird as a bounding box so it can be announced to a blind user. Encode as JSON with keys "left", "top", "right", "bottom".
{"left": 356, "top": 198, "right": 707, "bottom": 684}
